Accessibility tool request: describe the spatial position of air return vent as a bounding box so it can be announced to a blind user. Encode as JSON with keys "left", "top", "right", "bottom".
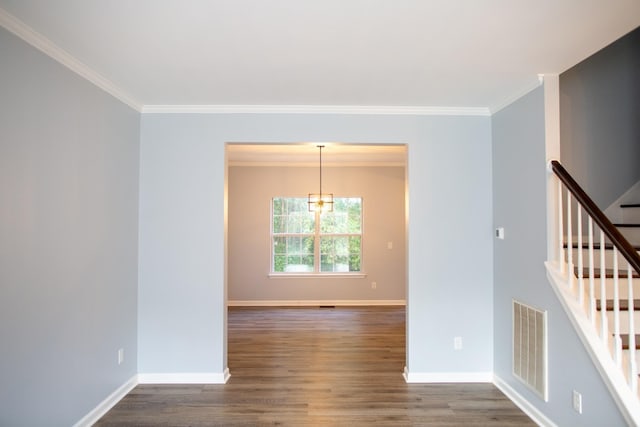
{"left": 513, "top": 300, "right": 548, "bottom": 401}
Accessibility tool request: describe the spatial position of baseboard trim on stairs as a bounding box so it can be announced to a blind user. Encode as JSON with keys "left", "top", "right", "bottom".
{"left": 228, "top": 299, "right": 406, "bottom": 306}
{"left": 72, "top": 374, "right": 138, "bottom": 427}
{"left": 493, "top": 375, "right": 557, "bottom": 427}
{"left": 402, "top": 366, "right": 492, "bottom": 383}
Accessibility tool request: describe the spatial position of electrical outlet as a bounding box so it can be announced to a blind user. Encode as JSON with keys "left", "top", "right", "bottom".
{"left": 495, "top": 227, "right": 505, "bottom": 239}
{"left": 118, "top": 348, "right": 124, "bottom": 365}
{"left": 454, "top": 337, "right": 463, "bottom": 350}
{"left": 371, "top": 282, "right": 377, "bottom": 289}
{"left": 572, "top": 390, "right": 582, "bottom": 414}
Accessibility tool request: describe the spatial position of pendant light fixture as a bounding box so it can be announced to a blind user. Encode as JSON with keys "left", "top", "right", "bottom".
{"left": 308, "top": 145, "right": 333, "bottom": 213}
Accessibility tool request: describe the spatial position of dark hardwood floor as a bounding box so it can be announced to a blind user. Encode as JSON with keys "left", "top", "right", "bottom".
{"left": 96, "top": 306, "right": 534, "bottom": 426}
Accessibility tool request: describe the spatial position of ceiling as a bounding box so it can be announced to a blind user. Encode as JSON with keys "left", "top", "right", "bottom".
{"left": 1, "top": 0, "right": 639, "bottom": 112}
{"left": 227, "top": 143, "right": 407, "bottom": 166}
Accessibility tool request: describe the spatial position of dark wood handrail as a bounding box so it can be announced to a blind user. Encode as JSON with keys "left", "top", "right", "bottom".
{"left": 550, "top": 160, "right": 640, "bottom": 274}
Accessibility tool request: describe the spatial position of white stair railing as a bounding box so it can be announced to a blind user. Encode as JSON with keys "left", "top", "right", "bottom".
{"left": 548, "top": 160, "right": 640, "bottom": 406}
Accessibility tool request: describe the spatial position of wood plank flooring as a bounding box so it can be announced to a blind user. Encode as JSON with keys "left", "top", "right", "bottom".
{"left": 96, "top": 306, "right": 534, "bottom": 426}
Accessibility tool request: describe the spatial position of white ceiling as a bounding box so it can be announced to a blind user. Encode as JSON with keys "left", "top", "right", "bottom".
{"left": 1, "top": 0, "right": 638, "bottom": 112}
{"left": 227, "top": 143, "right": 407, "bottom": 166}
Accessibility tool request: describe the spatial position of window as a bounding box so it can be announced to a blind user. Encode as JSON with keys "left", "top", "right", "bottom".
{"left": 272, "top": 197, "right": 362, "bottom": 274}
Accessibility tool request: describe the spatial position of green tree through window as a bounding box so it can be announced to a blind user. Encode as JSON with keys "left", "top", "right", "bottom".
{"left": 272, "top": 197, "right": 362, "bottom": 273}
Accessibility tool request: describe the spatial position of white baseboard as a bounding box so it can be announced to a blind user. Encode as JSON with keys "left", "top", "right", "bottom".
{"left": 228, "top": 299, "right": 406, "bottom": 307}
{"left": 493, "top": 374, "right": 557, "bottom": 427}
{"left": 138, "top": 368, "right": 230, "bottom": 384}
{"left": 72, "top": 375, "right": 138, "bottom": 427}
{"left": 402, "top": 366, "right": 492, "bottom": 383}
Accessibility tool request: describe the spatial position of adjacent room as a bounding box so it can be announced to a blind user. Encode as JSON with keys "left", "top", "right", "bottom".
{"left": 226, "top": 143, "right": 407, "bottom": 305}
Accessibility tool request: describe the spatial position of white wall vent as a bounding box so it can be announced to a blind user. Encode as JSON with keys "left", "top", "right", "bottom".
{"left": 513, "top": 300, "right": 548, "bottom": 401}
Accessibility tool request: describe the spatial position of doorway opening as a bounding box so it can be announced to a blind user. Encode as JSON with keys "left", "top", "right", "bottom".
{"left": 224, "top": 142, "right": 408, "bottom": 376}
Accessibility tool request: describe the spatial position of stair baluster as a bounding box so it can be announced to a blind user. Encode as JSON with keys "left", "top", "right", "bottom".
{"left": 558, "top": 180, "right": 565, "bottom": 274}
{"left": 577, "top": 204, "right": 585, "bottom": 305}
{"left": 600, "top": 229, "right": 608, "bottom": 341}
{"left": 567, "top": 191, "right": 574, "bottom": 289}
{"left": 614, "top": 248, "right": 622, "bottom": 367}
{"left": 588, "top": 218, "right": 596, "bottom": 324}
{"left": 628, "top": 263, "right": 637, "bottom": 392}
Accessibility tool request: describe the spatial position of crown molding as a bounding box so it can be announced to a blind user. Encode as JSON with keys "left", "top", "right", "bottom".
{"left": 0, "top": 7, "right": 142, "bottom": 112}
{"left": 142, "top": 104, "right": 491, "bottom": 116}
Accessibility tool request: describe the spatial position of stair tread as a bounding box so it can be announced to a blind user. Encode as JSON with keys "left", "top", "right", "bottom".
{"left": 564, "top": 242, "right": 640, "bottom": 251}
{"left": 613, "top": 223, "right": 640, "bottom": 228}
{"left": 619, "top": 334, "right": 640, "bottom": 350}
{"left": 574, "top": 267, "right": 640, "bottom": 279}
{"left": 620, "top": 203, "right": 640, "bottom": 208}
{"left": 596, "top": 299, "right": 640, "bottom": 311}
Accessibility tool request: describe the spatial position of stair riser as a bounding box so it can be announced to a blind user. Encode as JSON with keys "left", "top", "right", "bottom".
{"left": 566, "top": 248, "right": 640, "bottom": 269}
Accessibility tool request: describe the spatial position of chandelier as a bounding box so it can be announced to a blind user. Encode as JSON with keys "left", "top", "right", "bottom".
{"left": 308, "top": 145, "right": 333, "bottom": 213}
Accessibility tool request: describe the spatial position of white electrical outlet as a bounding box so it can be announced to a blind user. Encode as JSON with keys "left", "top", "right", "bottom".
{"left": 371, "top": 282, "right": 377, "bottom": 289}
{"left": 495, "top": 227, "right": 505, "bottom": 239}
{"left": 454, "top": 337, "right": 463, "bottom": 350}
{"left": 118, "top": 348, "right": 124, "bottom": 365}
{"left": 572, "top": 390, "right": 582, "bottom": 414}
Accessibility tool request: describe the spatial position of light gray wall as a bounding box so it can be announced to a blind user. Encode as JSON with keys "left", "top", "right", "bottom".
{"left": 138, "top": 113, "right": 493, "bottom": 378}
{"left": 492, "top": 85, "right": 625, "bottom": 426}
{"left": 560, "top": 27, "right": 640, "bottom": 210}
{"left": 228, "top": 165, "right": 406, "bottom": 302}
{"left": 0, "top": 28, "right": 140, "bottom": 426}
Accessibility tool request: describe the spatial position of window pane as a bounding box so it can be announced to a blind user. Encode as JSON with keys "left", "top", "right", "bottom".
{"left": 273, "top": 198, "right": 284, "bottom": 215}
{"left": 302, "top": 236, "right": 315, "bottom": 255}
{"left": 273, "top": 215, "right": 286, "bottom": 233}
{"left": 273, "top": 198, "right": 315, "bottom": 234}
{"left": 286, "top": 236, "right": 301, "bottom": 253}
{"left": 320, "top": 197, "right": 361, "bottom": 234}
{"left": 347, "top": 198, "right": 362, "bottom": 233}
{"left": 274, "top": 255, "right": 286, "bottom": 272}
{"left": 320, "top": 235, "right": 361, "bottom": 272}
{"left": 320, "top": 238, "right": 334, "bottom": 272}
{"left": 301, "top": 255, "right": 314, "bottom": 270}
{"left": 349, "top": 236, "right": 361, "bottom": 271}
{"left": 273, "top": 233, "right": 315, "bottom": 273}
{"left": 286, "top": 255, "right": 313, "bottom": 272}
{"left": 273, "top": 236, "right": 286, "bottom": 254}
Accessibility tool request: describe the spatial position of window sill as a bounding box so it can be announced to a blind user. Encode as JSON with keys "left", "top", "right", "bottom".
{"left": 268, "top": 273, "right": 367, "bottom": 279}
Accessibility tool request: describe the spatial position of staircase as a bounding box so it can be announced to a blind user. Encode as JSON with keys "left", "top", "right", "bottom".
{"left": 545, "top": 161, "right": 640, "bottom": 425}
{"left": 567, "top": 240, "right": 640, "bottom": 371}
{"left": 596, "top": 203, "right": 640, "bottom": 384}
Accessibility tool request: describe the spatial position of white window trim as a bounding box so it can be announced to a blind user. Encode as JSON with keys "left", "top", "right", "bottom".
{"left": 271, "top": 197, "right": 363, "bottom": 275}
{"left": 268, "top": 273, "right": 367, "bottom": 279}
